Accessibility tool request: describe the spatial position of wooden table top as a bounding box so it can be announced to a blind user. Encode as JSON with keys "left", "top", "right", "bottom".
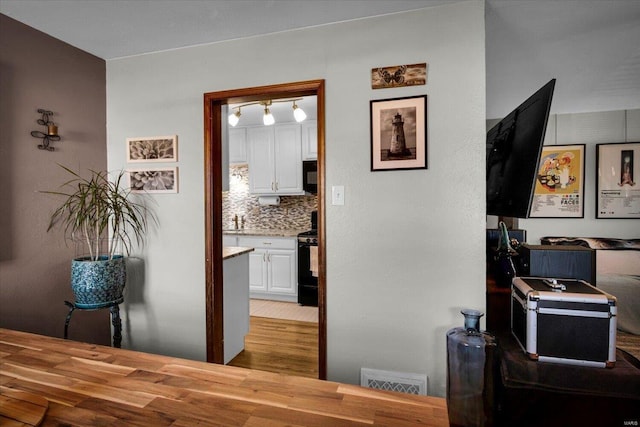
{"left": 0, "top": 328, "right": 448, "bottom": 426}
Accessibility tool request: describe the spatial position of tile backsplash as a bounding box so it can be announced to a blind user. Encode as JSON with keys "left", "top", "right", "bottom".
{"left": 222, "top": 164, "right": 317, "bottom": 230}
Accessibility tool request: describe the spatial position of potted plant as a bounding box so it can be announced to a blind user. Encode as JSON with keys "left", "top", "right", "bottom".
{"left": 44, "top": 165, "right": 154, "bottom": 308}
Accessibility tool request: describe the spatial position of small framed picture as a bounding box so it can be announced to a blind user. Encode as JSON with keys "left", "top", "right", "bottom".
{"left": 370, "top": 95, "right": 427, "bottom": 171}
{"left": 596, "top": 142, "right": 639, "bottom": 219}
{"left": 371, "top": 63, "right": 427, "bottom": 89}
{"left": 127, "top": 167, "right": 178, "bottom": 194}
{"left": 126, "top": 135, "right": 178, "bottom": 162}
{"left": 529, "top": 144, "right": 585, "bottom": 218}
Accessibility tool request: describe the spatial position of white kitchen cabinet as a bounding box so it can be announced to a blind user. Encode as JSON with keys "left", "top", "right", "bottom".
{"left": 301, "top": 120, "right": 317, "bottom": 160}
{"left": 247, "top": 248, "right": 268, "bottom": 292}
{"left": 247, "top": 124, "right": 303, "bottom": 195}
{"left": 228, "top": 127, "right": 247, "bottom": 164}
{"left": 238, "top": 236, "right": 297, "bottom": 302}
{"left": 247, "top": 127, "right": 275, "bottom": 194}
{"left": 223, "top": 251, "right": 250, "bottom": 364}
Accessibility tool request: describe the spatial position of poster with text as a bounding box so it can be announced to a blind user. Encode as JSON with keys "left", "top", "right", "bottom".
{"left": 530, "top": 144, "right": 585, "bottom": 218}
{"left": 596, "top": 142, "right": 640, "bottom": 219}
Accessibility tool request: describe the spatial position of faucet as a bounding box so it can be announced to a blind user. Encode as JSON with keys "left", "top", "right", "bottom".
{"left": 241, "top": 215, "right": 246, "bottom": 229}
{"left": 233, "top": 214, "right": 239, "bottom": 230}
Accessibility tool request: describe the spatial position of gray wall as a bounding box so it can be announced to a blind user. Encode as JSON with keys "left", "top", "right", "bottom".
{"left": 487, "top": 109, "right": 640, "bottom": 242}
{"left": 106, "top": 1, "right": 486, "bottom": 396}
{"left": 0, "top": 14, "right": 109, "bottom": 344}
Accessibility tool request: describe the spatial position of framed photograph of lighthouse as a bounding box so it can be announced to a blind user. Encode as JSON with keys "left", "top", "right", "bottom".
{"left": 370, "top": 94, "right": 427, "bottom": 171}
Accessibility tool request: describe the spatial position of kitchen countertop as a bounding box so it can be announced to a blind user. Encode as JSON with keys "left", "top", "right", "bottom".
{"left": 223, "top": 246, "right": 254, "bottom": 260}
{"left": 223, "top": 228, "right": 305, "bottom": 238}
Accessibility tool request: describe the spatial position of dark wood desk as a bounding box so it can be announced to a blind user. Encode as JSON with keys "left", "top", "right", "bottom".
{"left": 0, "top": 328, "right": 449, "bottom": 426}
{"left": 496, "top": 333, "right": 640, "bottom": 427}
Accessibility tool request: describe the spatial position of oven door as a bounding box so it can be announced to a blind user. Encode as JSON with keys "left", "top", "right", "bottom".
{"left": 298, "top": 240, "right": 318, "bottom": 306}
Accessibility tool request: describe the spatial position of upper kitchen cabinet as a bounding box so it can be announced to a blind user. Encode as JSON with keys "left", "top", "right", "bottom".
{"left": 247, "top": 124, "right": 303, "bottom": 195}
{"left": 301, "top": 120, "right": 317, "bottom": 160}
{"left": 229, "top": 127, "right": 247, "bottom": 164}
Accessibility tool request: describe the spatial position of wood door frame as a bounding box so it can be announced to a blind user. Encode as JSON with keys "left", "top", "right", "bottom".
{"left": 203, "top": 80, "right": 326, "bottom": 379}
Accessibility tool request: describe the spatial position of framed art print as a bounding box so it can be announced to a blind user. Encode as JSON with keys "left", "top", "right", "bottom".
{"left": 371, "top": 63, "right": 427, "bottom": 89}
{"left": 370, "top": 94, "right": 427, "bottom": 171}
{"left": 127, "top": 135, "right": 178, "bottom": 162}
{"left": 529, "top": 144, "right": 585, "bottom": 218}
{"left": 128, "top": 167, "right": 178, "bottom": 194}
{"left": 596, "top": 142, "right": 639, "bottom": 219}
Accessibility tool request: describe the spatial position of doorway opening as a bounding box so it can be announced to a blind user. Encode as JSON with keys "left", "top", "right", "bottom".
{"left": 203, "top": 80, "right": 326, "bottom": 379}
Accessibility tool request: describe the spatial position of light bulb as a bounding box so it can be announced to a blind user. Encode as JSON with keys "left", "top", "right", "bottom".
{"left": 228, "top": 109, "right": 240, "bottom": 127}
{"left": 263, "top": 107, "right": 275, "bottom": 126}
{"left": 293, "top": 102, "right": 307, "bottom": 122}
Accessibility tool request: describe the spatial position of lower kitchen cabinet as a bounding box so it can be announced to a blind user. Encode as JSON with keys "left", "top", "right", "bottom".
{"left": 238, "top": 236, "right": 297, "bottom": 302}
{"left": 222, "top": 250, "right": 250, "bottom": 364}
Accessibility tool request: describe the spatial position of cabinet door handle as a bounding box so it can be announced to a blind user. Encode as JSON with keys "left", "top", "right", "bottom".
{"left": 263, "top": 253, "right": 267, "bottom": 262}
{"left": 275, "top": 182, "right": 279, "bottom": 191}
{"left": 271, "top": 182, "right": 275, "bottom": 191}
{"left": 262, "top": 242, "right": 272, "bottom": 245}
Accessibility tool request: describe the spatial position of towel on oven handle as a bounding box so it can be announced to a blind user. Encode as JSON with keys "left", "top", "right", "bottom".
{"left": 310, "top": 246, "right": 318, "bottom": 277}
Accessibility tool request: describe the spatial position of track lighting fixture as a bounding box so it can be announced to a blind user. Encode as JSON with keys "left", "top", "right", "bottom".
{"left": 227, "top": 98, "right": 307, "bottom": 127}
{"left": 228, "top": 107, "right": 241, "bottom": 127}
{"left": 261, "top": 100, "right": 275, "bottom": 126}
{"left": 292, "top": 100, "right": 307, "bottom": 123}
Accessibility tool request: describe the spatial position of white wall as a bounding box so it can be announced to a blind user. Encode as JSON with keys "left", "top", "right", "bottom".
{"left": 106, "top": 1, "right": 485, "bottom": 397}
{"left": 488, "top": 109, "right": 640, "bottom": 243}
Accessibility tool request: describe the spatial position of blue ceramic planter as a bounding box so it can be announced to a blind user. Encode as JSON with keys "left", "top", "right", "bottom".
{"left": 71, "top": 256, "right": 126, "bottom": 309}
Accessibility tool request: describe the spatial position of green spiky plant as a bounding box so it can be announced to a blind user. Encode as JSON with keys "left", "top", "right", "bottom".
{"left": 44, "top": 165, "right": 154, "bottom": 260}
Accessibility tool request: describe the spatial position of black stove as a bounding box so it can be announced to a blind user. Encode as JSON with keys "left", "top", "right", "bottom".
{"left": 297, "top": 211, "right": 318, "bottom": 306}
{"left": 297, "top": 229, "right": 318, "bottom": 244}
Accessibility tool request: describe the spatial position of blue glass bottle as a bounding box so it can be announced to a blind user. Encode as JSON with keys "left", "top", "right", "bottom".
{"left": 446, "top": 309, "right": 497, "bottom": 427}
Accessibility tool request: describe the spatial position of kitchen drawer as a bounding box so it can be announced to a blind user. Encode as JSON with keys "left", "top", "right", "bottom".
{"left": 237, "top": 236, "right": 296, "bottom": 250}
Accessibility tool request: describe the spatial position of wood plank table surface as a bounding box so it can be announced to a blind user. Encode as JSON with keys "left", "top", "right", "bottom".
{"left": 0, "top": 328, "right": 448, "bottom": 426}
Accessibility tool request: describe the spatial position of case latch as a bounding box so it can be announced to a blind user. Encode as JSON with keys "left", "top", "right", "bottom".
{"left": 543, "top": 278, "right": 566, "bottom": 291}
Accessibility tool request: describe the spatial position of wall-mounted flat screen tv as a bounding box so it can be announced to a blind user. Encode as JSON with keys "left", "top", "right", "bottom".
{"left": 486, "top": 79, "right": 556, "bottom": 218}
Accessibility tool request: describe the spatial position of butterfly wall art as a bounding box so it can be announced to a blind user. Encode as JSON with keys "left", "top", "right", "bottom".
{"left": 371, "top": 63, "right": 427, "bottom": 89}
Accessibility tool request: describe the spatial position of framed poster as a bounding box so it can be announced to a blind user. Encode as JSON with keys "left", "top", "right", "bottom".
{"left": 126, "top": 135, "right": 178, "bottom": 162}
{"left": 596, "top": 142, "right": 640, "bottom": 219}
{"left": 370, "top": 95, "right": 427, "bottom": 171}
{"left": 127, "top": 167, "right": 178, "bottom": 194}
{"left": 529, "top": 144, "right": 585, "bottom": 218}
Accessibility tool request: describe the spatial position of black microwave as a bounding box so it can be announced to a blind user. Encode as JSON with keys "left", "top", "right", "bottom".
{"left": 303, "top": 160, "right": 317, "bottom": 194}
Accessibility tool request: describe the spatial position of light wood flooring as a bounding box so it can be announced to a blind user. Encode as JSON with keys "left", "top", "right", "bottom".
{"left": 250, "top": 299, "right": 318, "bottom": 323}
{"left": 228, "top": 316, "right": 319, "bottom": 378}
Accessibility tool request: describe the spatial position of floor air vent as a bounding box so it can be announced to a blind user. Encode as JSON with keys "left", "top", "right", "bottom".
{"left": 360, "top": 368, "right": 428, "bottom": 395}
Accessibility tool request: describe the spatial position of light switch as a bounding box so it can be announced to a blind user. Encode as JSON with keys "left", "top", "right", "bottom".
{"left": 332, "top": 185, "right": 345, "bottom": 205}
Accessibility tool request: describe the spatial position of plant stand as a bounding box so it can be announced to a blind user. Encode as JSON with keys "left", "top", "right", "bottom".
{"left": 63, "top": 300, "right": 122, "bottom": 348}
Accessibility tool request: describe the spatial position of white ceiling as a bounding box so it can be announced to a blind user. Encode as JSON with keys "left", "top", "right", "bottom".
{"left": 2, "top": 0, "right": 639, "bottom": 118}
